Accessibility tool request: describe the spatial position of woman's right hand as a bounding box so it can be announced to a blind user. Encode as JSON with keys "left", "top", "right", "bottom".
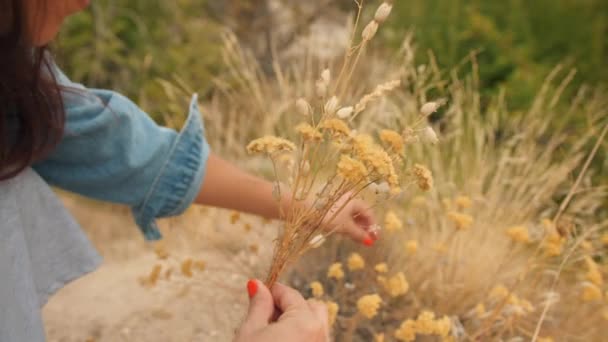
{"left": 234, "top": 280, "right": 329, "bottom": 342}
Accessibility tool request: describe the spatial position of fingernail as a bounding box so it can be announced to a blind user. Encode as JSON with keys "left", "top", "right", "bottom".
{"left": 363, "top": 237, "right": 374, "bottom": 247}
{"left": 247, "top": 279, "right": 258, "bottom": 298}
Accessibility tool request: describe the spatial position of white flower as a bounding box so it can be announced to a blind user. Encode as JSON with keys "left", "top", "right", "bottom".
{"left": 374, "top": 3, "right": 393, "bottom": 23}
{"left": 324, "top": 96, "right": 340, "bottom": 114}
{"left": 362, "top": 20, "right": 379, "bottom": 40}
{"left": 309, "top": 234, "right": 325, "bottom": 248}
{"left": 420, "top": 101, "right": 441, "bottom": 116}
{"left": 336, "top": 106, "right": 354, "bottom": 119}
{"left": 321, "top": 68, "right": 331, "bottom": 84}
{"left": 295, "top": 98, "right": 312, "bottom": 116}
{"left": 420, "top": 126, "right": 439, "bottom": 144}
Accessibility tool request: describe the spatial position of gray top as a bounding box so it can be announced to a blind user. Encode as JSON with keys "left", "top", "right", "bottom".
{"left": 0, "top": 169, "right": 101, "bottom": 342}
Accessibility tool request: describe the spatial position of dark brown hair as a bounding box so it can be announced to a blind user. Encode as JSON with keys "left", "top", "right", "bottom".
{"left": 0, "top": 0, "right": 65, "bottom": 180}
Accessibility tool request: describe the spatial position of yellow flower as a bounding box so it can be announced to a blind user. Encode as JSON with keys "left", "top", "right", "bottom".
{"left": 353, "top": 134, "right": 400, "bottom": 189}
{"left": 320, "top": 118, "right": 351, "bottom": 137}
{"left": 377, "top": 275, "right": 387, "bottom": 287}
{"left": 375, "top": 263, "right": 388, "bottom": 273}
{"left": 327, "top": 262, "right": 345, "bottom": 280}
{"left": 387, "top": 272, "right": 409, "bottom": 297}
{"left": 405, "top": 240, "right": 418, "bottom": 255}
{"left": 394, "top": 319, "right": 416, "bottom": 341}
{"left": 414, "top": 311, "right": 436, "bottom": 335}
{"left": 357, "top": 294, "right": 382, "bottom": 319}
{"left": 337, "top": 155, "right": 368, "bottom": 184}
{"left": 412, "top": 164, "right": 433, "bottom": 191}
{"left": 542, "top": 230, "right": 565, "bottom": 257}
{"left": 489, "top": 285, "right": 510, "bottom": 302}
{"left": 379, "top": 129, "right": 404, "bottom": 154}
{"left": 384, "top": 211, "right": 403, "bottom": 232}
{"left": 434, "top": 316, "right": 452, "bottom": 337}
{"left": 584, "top": 256, "right": 603, "bottom": 286}
{"left": 506, "top": 226, "right": 530, "bottom": 243}
{"left": 347, "top": 253, "right": 366, "bottom": 271}
{"left": 601, "top": 233, "right": 608, "bottom": 246}
{"left": 475, "top": 303, "right": 486, "bottom": 318}
{"left": 447, "top": 211, "right": 474, "bottom": 230}
{"left": 247, "top": 136, "right": 296, "bottom": 155}
{"left": 581, "top": 282, "right": 603, "bottom": 302}
{"left": 454, "top": 195, "right": 472, "bottom": 209}
{"left": 295, "top": 122, "right": 323, "bottom": 142}
{"left": 374, "top": 333, "right": 385, "bottom": 342}
{"left": 310, "top": 281, "right": 324, "bottom": 298}
{"left": 325, "top": 301, "right": 339, "bottom": 326}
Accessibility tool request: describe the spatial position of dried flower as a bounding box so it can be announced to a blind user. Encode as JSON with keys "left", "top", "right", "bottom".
{"left": 380, "top": 129, "right": 405, "bottom": 154}
{"left": 475, "top": 303, "right": 486, "bottom": 318}
{"left": 420, "top": 126, "right": 439, "bottom": 145}
{"left": 310, "top": 281, "right": 324, "bottom": 298}
{"left": 454, "top": 196, "right": 472, "bottom": 209}
{"left": 405, "top": 240, "right": 418, "bottom": 255}
{"left": 420, "top": 102, "right": 441, "bottom": 116}
{"left": 357, "top": 294, "right": 382, "bottom": 319}
{"left": 337, "top": 155, "right": 368, "bottom": 184}
{"left": 327, "top": 262, "right": 345, "bottom": 280}
{"left": 581, "top": 282, "right": 602, "bottom": 302}
{"left": 247, "top": 136, "right": 296, "bottom": 155}
{"left": 374, "top": 2, "right": 393, "bottom": 23}
{"left": 347, "top": 252, "right": 366, "bottom": 271}
{"left": 324, "top": 96, "right": 340, "bottom": 114}
{"left": 362, "top": 20, "right": 379, "bottom": 40}
{"left": 415, "top": 311, "right": 437, "bottom": 335}
{"left": 394, "top": 319, "right": 416, "bottom": 341}
{"left": 374, "top": 333, "right": 385, "bottom": 342}
{"left": 295, "top": 122, "right": 323, "bottom": 142}
{"left": 387, "top": 272, "right": 409, "bottom": 297}
{"left": 336, "top": 106, "right": 354, "bottom": 119}
{"left": 147, "top": 264, "right": 162, "bottom": 286}
{"left": 353, "top": 135, "right": 400, "bottom": 188}
{"left": 154, "top": 244, "right": 169, "bottom": 260}
{"left": 181, "top": 259, "right": 193, "bottom": 278}
{"left": 506, "top": 226, "right": 530, "bottom": 243}
{"left": 542, "top": 229, "right": 565, "bottom": 257}
{"left": 447, "top": 211, "right": 474, "bottom": 230}
{"left": 384, "top": 211, "right": 403, "bottom": 232}
{"left": 412, "top": 164, "right": 433, "bottom": 191}
{"left": 295, "top": 98, "right": 312, "bottom": 117}
{"left": 375, "top": 263, "right": 388, "bottom": 273}
{"left": 320, "top": 118, "right": 351, "bottom": 137}
{"left": 325, "top": 301, "right": 339, "bottom": 326}
{"left": 354, "top": 80, "right": 401, "bottom": 114}
{"left": 584, "top": 256, "right": 603, "bottom": 286}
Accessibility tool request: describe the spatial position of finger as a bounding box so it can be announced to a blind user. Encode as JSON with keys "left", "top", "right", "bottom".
{"left": 241, "top": 279, "right": 275, "bottom": 332}
{"left": 352, "top": 201, "right": 376, "bottom": 227}
{"left": 343, "top": 220, "right": 374, "bottom": 246}
{"left": 308, "top": 300, "right": 330, "bottom": 341}
{"left": 271, "top": 282, "right": 308, "bottom": 314}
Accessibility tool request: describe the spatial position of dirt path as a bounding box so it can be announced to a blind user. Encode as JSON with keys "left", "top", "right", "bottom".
{"left": 43, "top": 197, "right": 275, "bottom": 342}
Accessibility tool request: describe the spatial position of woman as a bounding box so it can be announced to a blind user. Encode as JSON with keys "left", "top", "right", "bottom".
{"left": 0, "top": 0, "right": 378, "bottom": 341}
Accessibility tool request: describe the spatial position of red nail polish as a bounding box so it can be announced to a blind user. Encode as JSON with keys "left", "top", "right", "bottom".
{"left": 363, "top": 237, "right": 374, "bottom": 246}
{"left": 247, "top": 279, "right": 258, "bottom": 298}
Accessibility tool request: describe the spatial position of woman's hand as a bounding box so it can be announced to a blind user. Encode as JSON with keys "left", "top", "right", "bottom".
{"left": 235, "top": 280, "right": 329, "bottom": 342}
{"left": 322, "top": 193, "right": 378, "bottom": 246}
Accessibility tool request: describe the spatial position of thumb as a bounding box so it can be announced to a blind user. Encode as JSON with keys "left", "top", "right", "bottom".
{"left": 241, "top": 279, "right": 275, "bottom": 333}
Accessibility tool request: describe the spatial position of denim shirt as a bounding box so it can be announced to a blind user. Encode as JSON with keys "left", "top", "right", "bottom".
{"left": 33, "top": 67, "right": 210, "bottom": 240}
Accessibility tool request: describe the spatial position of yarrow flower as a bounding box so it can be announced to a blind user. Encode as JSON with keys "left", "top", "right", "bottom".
{"left": 394, "top": 319, "right": 416, "bottom": 341}
{"left": 405, "top": 240, "right": 418, "bottom": 255}
{"left": 581, "top": 282, "right": 602, "bottom": 302}
{"left": 412, "top": 164, "right": 433, "bottom": 191}
{"left": 295, "top": 122, "right": 323, "bottom": 142}
{"left": 584, "top": 256, "right": 603, "bottom": 286}
{"left": 506, "top": 226, "right": 530, "bottom": 243}
{"left": 387, "top": 272, "right": 409, "bottom": 297}
{"left": 447, "top": 211, "right": 473, "bottom": 230}
{"left": 310, "top": 281, "right": 324, "bottom": 298}
{"left": 327, "top": 262, "right": 345, "bottom": 280}
{"left": 347, "top": 252, "right": 366, "bottom": 271}
{"left": 384, "top": 211, "right": 403, "bottom": 232}
{"left": 325, "top": 301, "right": 339, "bottom": 326}
{"left": 320, "top": 118, "right": 351, "bottom": 138}
{"left": 247, "top": 136, "right": 296, "bottom": 155}
{"left": 395, "top": 311, "right": 452, "bottom": 341}
{"left": 379, "top": 129, "right": 404, "bottom": 154}
{"left": 357, "top": 294, "right": 382, "bottom": 319}
{"left": 353, "top": 134, "right": 400, "bottom": 190}
{"left": 454, "top": 195, "right": 472, "bottom": 209}
{"left": 375, "top": 263, "right": 388, "bottom": 273}
{"left": 337, "top": 155, "right": 368, "bottom": 184}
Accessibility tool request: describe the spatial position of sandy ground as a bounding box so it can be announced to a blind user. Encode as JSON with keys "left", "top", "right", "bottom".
{"left": 43, "top": 195, "right": 276, "bottom": 342}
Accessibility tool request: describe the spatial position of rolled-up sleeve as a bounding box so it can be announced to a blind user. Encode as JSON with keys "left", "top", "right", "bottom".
{"left": 34, "top": 85, "right": 210, "bottom": 241}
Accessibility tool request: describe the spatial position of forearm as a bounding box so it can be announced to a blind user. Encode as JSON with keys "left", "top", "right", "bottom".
{"left": 194, "top": 153, "right": 290, "bottom": 219}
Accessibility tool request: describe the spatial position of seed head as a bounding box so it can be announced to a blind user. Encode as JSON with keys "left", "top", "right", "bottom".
{"left": 420, "top": 101, "right": 441, "bottom": 116}
{"left": 295, "top": 98, "right": 312, "bottom": 116}
{"left": 309, "top": 234, "right": 326, "bottom": 248}
{"left": 324, "top": 96, "right": 340, "bottom": 114}
{"left": 374, "top": 3, "right": 393, "bottom": 23}
{"left": 362, "top": 20, "right": 379, "bottom": 41}
{"left": 336, "top": 106, "right": 354, "bottom": 119}
{"left": 321, "top": 68, "right": 331, "bottom": 84}
{"left": 420, "top": 126, "right": 439, "bottom": 145}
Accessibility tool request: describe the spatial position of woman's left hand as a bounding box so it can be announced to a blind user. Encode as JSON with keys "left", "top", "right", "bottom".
{"left": 321, "top": 193, "right": 378, "bottom": 246}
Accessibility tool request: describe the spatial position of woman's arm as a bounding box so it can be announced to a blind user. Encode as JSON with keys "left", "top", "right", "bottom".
{"left": 195, "top": 153, "right": 377, "bottom": 244}
{"left": 194, "top": 153, "right": 285, "bottom": 219}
